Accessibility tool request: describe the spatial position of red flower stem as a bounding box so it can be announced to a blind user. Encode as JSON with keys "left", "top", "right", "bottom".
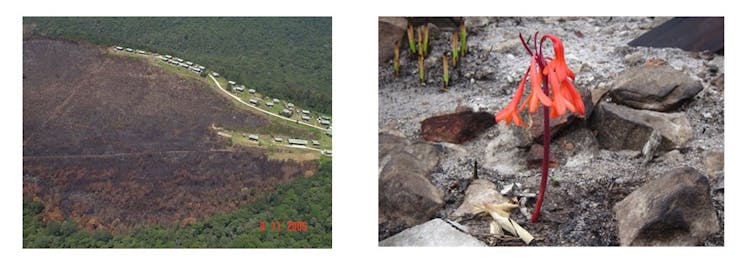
{"left": 519, "top": 33, "right": 533, "bottom": 56}
{"left": 531, "top": 71, "right": 550, "bottom": 224}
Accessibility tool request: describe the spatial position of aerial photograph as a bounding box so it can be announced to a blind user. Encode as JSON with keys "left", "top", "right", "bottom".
{"left": 23, "top": 17, "right": 332, "bottom": 248}
{"left": 378, "top": 17, "right": 723, "bottom": 246}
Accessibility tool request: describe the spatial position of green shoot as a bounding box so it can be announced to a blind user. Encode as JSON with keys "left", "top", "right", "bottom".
{"left": 451, "top": 32, "right": 459, "bottom": 67}
{"left": 406, "top": 24, "right": 417, "bottom": 55}
{"left": 393, "top": 41, "right": 400, "bottom": 77}
{"left": 416, "top": 26, "right": 423, "bottom": 57}
{"left": 421, "top": 25, "right": 430, "bottom": 57}
{"left": 418, "top": 54, "right": 425, "bottom": 83}
{"left": 460, "top": 19, "right": 468, "bottom": 56}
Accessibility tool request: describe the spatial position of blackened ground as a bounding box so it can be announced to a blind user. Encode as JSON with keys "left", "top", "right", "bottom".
{"left": 23, "top": 37, "right": 318, "bottom": 233}
{"left": 379, "top": 17, "right": 723, "bottom": 246}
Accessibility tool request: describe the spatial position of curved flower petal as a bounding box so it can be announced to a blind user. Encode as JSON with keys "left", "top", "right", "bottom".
{"left": 496, "top": 68, "right": 529, "bottom": 126}
{"left": 527, "top": 58, "right": 552, "bottom": 113}
{"left": 542, "top": 34, "right": 585, "bottom": 118}
{"left": 563, "top": 80, "right": 585, "bottom": 115}
{"left": 500, "top": 33, "right": 585, "bottom": 124}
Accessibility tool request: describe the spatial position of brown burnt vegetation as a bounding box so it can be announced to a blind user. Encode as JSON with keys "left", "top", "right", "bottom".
{"left": 23, "top": 38, "right": 318, "bottom": 233}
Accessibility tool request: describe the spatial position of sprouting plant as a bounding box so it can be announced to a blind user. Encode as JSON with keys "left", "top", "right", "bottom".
{"left": 421, "top": 25, "right": 430, "bottom": 57}
{"left": 460, "top": 19, "right": 468, "bottom": 56}
{"left": 451, "top": 32, "right": 459, "bottom": 67}
{"left": 393, "top": 40, "right": 400, "bottom": 77}
{"left": 416, "top": 26, "right": 424, "bottom": 57}
{"left": 495, "top": 32, "right": 585, "bottom": 223}
{"left": 442, "top": 53, "right": 449, "bottom": 90}
{"left": 418, "top": 54, "right": 425, "bottom": 83}
{"left": 406, "top": 23, "right": 417, "bottom": 55}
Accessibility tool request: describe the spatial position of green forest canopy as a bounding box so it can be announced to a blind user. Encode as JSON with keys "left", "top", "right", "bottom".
{"left": 24, "top": 17, "right": 332, "bottom": 114}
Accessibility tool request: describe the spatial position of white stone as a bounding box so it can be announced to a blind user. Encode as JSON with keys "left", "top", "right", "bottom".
{"left": 379, "top": 219, "right": 486, "bottom": 247}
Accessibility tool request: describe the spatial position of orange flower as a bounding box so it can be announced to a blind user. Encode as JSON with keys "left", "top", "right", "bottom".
{"left": 496, "top": 33, "right": 585, "bottom": 126}
{"left": 519, "top": 57, "right": 552, "bottom": 113}
{"left": 496, "top": 32, "right": 585, "bottom": 224}
{"left": 495, "top": 69, "right": 529, "bottom": 125}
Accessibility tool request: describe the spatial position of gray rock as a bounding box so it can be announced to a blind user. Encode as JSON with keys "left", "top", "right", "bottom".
{"left": 404, "top": 142, "right": 441, "bottom": 173}
{"left": 577, "top": 63, "right": 592, "bottom": 73}
{"left": 591, "top": 103, "right": 693, "bottom": 151}
{"left": 492, "top": 38, "right": 521, "bottom": 53}
{"left": 379, "top": 218, "right": 487, "bottom": 247}
{"left": 378, "top": 17, "right": 408, "bottom": 63}
{"left": 656, "top": 149, "right": 684, "bottom": 164}
{"left": 445, "top": 219, "right": 470, "bottom": 233}
{"left": 379, "top": 132, "right": 409, "bottom": 160}
{"left": 623, "top": 53, "right": 644, "bottom": 66}
{"left": 709, "top": 55, "right": 724, "bottom": 74}
{"left": 613, "top": 167, "right": 720, "bottom": 246}
{"left": 426, "top": 23, "right": 442, "bottom": 39}
{"left": 451, "top": 179, "right": 506, "bottom": 219}
{"left": 465, "top": 17, "right": 492, "bottom": 29}
{"left": 555, "top": 128, "right": 599, "bottom": 168}
{"left": 641, "top": 129, "right": 663, "bottom": 165}
{"left": 713, "top": 173, "right": 724, "bottom": 191}
{"left": 483, "top": 125, "right": 526, "bottom": 175}
{"left": 379, "top": 151, "right": 444, "bottom": 228}
{"left": 591, "top": 82, "right": 611, "bottom": 105}
{"left": 713, "top": 74, "right": 724, "bottom": 90}
{"left": 609, "top": 65, "right": 703, "bottom": 111}
{"left": 473, "top": 65, "right": 495, "bottom": 80}
{"left": 704, "top": 150, "right": 724, "bottom": 179}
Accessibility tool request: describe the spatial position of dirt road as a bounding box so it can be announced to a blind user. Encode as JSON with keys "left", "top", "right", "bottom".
{"left": 208, "top": 75, "right": 328, "bottom": 132}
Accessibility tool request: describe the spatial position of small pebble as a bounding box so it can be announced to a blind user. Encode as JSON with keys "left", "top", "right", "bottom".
{"left": 500, "top": 183, "right": 515, "bottom": 195}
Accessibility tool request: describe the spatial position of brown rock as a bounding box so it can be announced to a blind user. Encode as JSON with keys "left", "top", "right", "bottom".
{"left": 404, "top": 142, "right": 441, "bottom": 173}
{"left": 609, "top": 65, "right": 703, "bottom": 111}
{"left": 379, "top": 17, "right": 408, "bottom": 63}
{"left": 591, "top": 83, "right": 610, "bottom": 106}
{"left": 421, "top": 110, "right": 496, "bottom": 144}
{"left": 704, "top": 151, "right": 724, "bottom": 179}
{"left": 379, "top": 132, "right": 409, "bottom": 160}
{"left": 613, "top": 167, "right": 720, "bottom": 246}
{"left": 591, "top": 103, "right": 693, "bottom": 151}
{"left": 645, "top": 58, "right": 668, "bottom": 66}
{"left": 379, "top": 151, "right": 444, "bottom": 231}
{"left": 526, "top": 143, "right": 557, "bottom": 169}
{"left": 712, "top": 74, "right": 724, "bottom": 90}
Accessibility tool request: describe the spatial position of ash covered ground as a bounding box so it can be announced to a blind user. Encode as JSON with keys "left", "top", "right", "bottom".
{"left": 378, "top": 17, "right": 723, "bottom": 246}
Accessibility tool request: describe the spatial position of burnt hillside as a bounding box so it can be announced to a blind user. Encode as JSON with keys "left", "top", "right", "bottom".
{"left": 23, "top": 38, "right": 318, "bottom": 233}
